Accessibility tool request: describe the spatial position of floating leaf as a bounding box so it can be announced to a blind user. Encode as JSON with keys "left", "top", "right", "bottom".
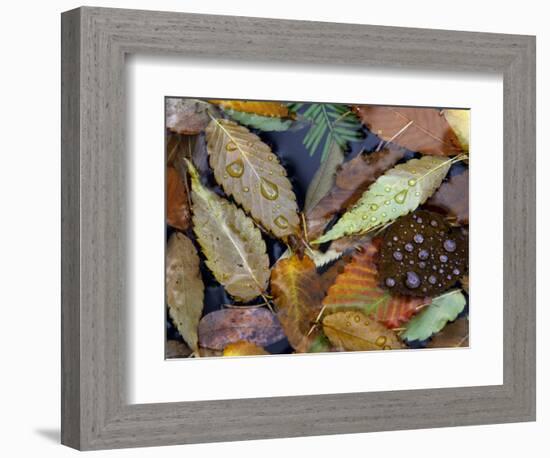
{"left": 223, "top": 341, "right": 269, "bottom": 356}
{"left": 323, "top": 311, "right": 402, "bottom": 351}
{"left": 304, "top": 141, "right": 345, "bottom": 212}
{"left": 270, "top": 255, "right": 325, "bottom": 352}
{"left": 222, "top": 108, "right": 293, "bottom": 131}
{"left": 426, "top": 317, "right": 469, "bottom": 348}
{"left": 166, "top": 98, "right": 216, "bottom": 135}
{"left": 443, "top": 109, "right": 470, "bottom": 152}
{"left": 354, "top": 105, "right": 464, "bottom": 156}
{"left": 165, "top": 340, "right": 192, "bottom": 359}
{"left": 314, "top": 155, "right": 452, "bottom": 244}
{"left": 295, "top": 103, "right": 363, "bottom": 162}
{"left": 401, "top": 290, "right": 466, "bottom": 342}
{"left": 187, "top": 160, "right": 269, "bottom": 302}
{"left": 425, "top": 170, "right": 469, "bottom": 225}
{"left": 166, "top": 167, "right": 191, "bottom": 231}
{"left": 205, "top": 118, "right": 300, "bottom": 239}
{"left": 198, "top": 308, "right": 285, "bottom": 350}
{"left": 166, "top": 233, "right": 205, "bottom": 352}
{"left": 306, "top": 148, "right": 405, "bottom": 240}
{"left": 210, "top": 100, "right": 291, "bottom": 118}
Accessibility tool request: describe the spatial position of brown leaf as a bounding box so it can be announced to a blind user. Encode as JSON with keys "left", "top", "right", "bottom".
{"left": 323, "top": 311, "right": 402, "bottom": 351}
{"left": 424, "top": 170, "right": 469, "bottom": 225}
{"left": 354, "top": 105, "right": 464, "bottom": 156}
{"left": 198, "top": 308, "right": 285, "bottom": 350}
{"left": 270, "top": 255, "right": 325, "bottom": 352}
{"left": 165, "top": 340, "right": 192, "bottom": 359}
{"left": 166, "top": 167, "right": 191, "bottom": 231}
{"left": 223, "top": 341, "right": 269, "bottom": 356}
{"left": 209, "top": 100, "right": 291, "bottom": 118}
{"left": 198, "top": 347, "right": 222, "bottom": 357}
{"left": 306, "top": 148, "right": 405, "bottom": 240}
{"left": 461, "top": 275, "right": 469, "bottom": 294}
{"left": 166, "top": 98, "right": 216, "bottom": 135}
{"left": 426, "top": 317, "right": 469, "bottom": 348}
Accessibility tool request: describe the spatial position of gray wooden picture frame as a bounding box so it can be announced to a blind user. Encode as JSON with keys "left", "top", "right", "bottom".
{"left": 61, "top": 6, "right": 536, "bottom": 451}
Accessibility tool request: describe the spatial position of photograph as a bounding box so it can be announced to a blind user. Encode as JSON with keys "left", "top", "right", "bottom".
{"left": 165, "top": 98, "right": 470, "bottom": 358}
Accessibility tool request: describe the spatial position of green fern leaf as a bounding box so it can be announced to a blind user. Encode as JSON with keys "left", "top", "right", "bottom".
{"left": 313, "top": 155, "right": 452, "bottom": 244}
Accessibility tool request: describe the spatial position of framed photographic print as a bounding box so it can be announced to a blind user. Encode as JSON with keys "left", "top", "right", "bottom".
{"left": 61, "top": 6, "right": 536, "bottom": 450}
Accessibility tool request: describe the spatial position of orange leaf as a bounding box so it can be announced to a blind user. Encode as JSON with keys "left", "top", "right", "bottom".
{"left": 209, "top": 100, "right": 290, "bottom": 118}
{"left": 166, "top": 167, "right": 190, "bottom": 231}
{"left": 270, "top": 255, "right": 325, "bottom": 352}
{"left": 223, "top": 341, "right": 269, "bottom": 356}
{"left": 353, "top": 105, "right": 464, "bottom": 156}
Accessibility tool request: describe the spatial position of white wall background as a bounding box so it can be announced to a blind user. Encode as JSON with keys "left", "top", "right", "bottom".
{"left": 0, "top": 0, "right": 546, "bottom": 456}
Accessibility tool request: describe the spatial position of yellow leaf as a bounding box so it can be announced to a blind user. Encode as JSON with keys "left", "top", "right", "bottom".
{"left": 322, "top": 311, "right": 402, "bottom": 351}
{"left": 209, "top": 100, "right": 290, "bottom": 118}
{"left": 205, "top": 118, "right": 300, "bottom": 240}
{"left": 443, "top": 109, "right": 470, "bottom": 152}
{"left": 223, "top": 341, "right": 269, "bottom": 356}
{"left": 187, "top": 160, "right": 270, "bottom": 302}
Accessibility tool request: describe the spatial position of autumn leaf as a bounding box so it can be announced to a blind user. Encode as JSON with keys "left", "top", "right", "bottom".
{"left": 210, "top": 100, "right": 291, "bottom": 118}
{"left": 354, "top": 105, "right": 464, "bottom": 156}
{"left": 426, "top": 317, "right": 469, "bottom": 348}
{"left": 165, "top": 340, "right": 192, "bottom": 359}
{"left": 314, "top": 155, "right": 453, "bottom": 244}
{"left": 198, "top": 308, "right": 285, "bottom": 350}
{"left": 443, "top": 109, "right": 470, "bottom": 152}
{"left": 306, "top": 147, "right": 405, "bottom": 240}
{"left": 425, "top": 169, "right": 469, "bottom": 225}
{"left": 461, "top": 275, "right": 469, "bottom": 294}
{"left": 166, "top": 167, "right": 191, "bottom": 231}
{"left": 223, "top": 341, "right": 269, "bottom": 356}
{"left": 401, "top": 290, "right": 466, "bottom": 342}
{"left": 270, "top": 255, "right": 325, "bottom": 352}
{"left": 166, "top": 98, "right": 217, "bottom": 135}
{"left": 323, "top": 311, "right": 402, "bottom": 351}
{"left": 304, "top": 141, "right": 345, "bottom": 212}
{"left": 222, "top": 108, "right": 293, "bottom": 132}
{"left": 187, "top": 160, "right": 270, "bottom": 302}
{"left": 205, "top": 118, "right": 300, "bottom": 239}
{"left": 166, "top": 233, "right": 204, "bottom": 352}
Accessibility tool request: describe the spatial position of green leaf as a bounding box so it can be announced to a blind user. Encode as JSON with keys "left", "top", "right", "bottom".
{"left": 313, "top": 155, "right": 452, "bottom": 244}
{"left": 304, "top": 141, "right": 345, "bottom": 212}
{"left": 401, "top": 290, "right": 466, "bottom": 342}
{"left": 223, "top": 108, "right": 293, "bottom": 132}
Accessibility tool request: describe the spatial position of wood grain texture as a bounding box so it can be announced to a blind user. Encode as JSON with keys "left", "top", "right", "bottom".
{"left": 61, "top": 6, "right": 536, "bottom": 450}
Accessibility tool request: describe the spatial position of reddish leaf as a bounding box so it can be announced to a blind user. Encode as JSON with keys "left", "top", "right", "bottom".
{"left": 166, "top": 167, "right": 190, "bottom": 231}
{"left": 424, "top": 170, "right": 469, "bottom": 225}
{"left": 354, "top": 105, "right": 464, "bottom": 156}
{"left": 166, "top": 98, "right": 214, "bottom": 135}
{"left": 375, "top": 295, "right": 428, "bottom": 329}
{"left": 306, "top": 147, "right": 405, "bottom": 240}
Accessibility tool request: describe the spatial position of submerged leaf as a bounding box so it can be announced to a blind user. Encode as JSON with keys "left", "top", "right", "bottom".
{"left": 210, "top": 100, "right": 291, "bottom": 118}
{"left": 354, "top": 105, "right": 464, "bottom": 156}
{"left": 401, "top": 290, "right": 466, "bottom": 342}
{"left": 443, "top": 109, "right": 470, "bottom": 152}
{"left": 223, "top": 108, "right": 293, "bottom": 131}
{"left": 223, "top": 340, "right": 269, "bottom": 356}
{"left": 314, "top": 155, "right": 452, "bottom": 244}
{"left": 426, "top": 316, "right": 469, "bottom": 348}
{"left": 187, "top": 160, "right": 269, "bottom": 302}
{"left": 304, "top": 141, "right": 345, "bottom": 212}
{"left": 166, "top": 233, "right": 205, "bottom": 352}
{"left": 425, "top": 169, "right": 469, "bottom": 225}
{"left": 198, "top": 308, "right": 285, "bottom": 350}
{"left": 166, "top": 167, "right": 190, "bottom": 231}
{"left": 323, "top": 311, "right": 402, "bottom": 351}
{"left": 306, "top": 148, "right": 405, "bottom": 240}
{"left": 270, "top": 255, "right": 325, "bottom": 352}
{"left": 205, "top": 118, "right": 300, "bottom": 239}
{"left": 166, "top": 98, "right": 215, "bottom": 135}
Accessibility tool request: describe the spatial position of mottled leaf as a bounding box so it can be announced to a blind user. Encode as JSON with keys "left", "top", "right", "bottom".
{"left": 354, "top": 105, "right": 464, "bottom": 156}
{"left": 165, "top": 340, "right": 192, "bottom": 359}
{"left": 210, "top": 100, "right": 291, "bottom": 118}
{"left": 205, "top": 118, "right": 300, "bottom": 239}
{"left": 314, "top": 155, "right": 452, "bottom": 244}
{"left": 323, "top": 311, "right": 402, "bottom": 351}
{"left": 304, "top": 141, "right": 345, "bottom": 212}
{"left": 426, "top": 317, "right": 469, "bottom": 348}
{"left": 223, "top": 341, "right": 269, "bottom": 356}
{"left": 166, "top": 167, "right": 190, "bottom": 231}
{"left": 306, "top": 148, "right": 405, "bottom": 240}
{"left": 401, "top": 290, "right": 466, "bottom": 342}
{"left": 166, "top": 233, "right": 204, "bottom": 352}
{"left": 198, "top": 308, "right": 285, "bottom": 350}
{"left": 443, "top": 109, "right": 470, "bottom": 152}
{"left": 223, "top": 108, "right": 293, "bottom": 131}
{"left": 425, "top": 169, "right": 469, "bottom": 225}
{"left": 270, "top": 255, "right": 325, "bottom": 352}
{"left": 166, "top": 98, "right": 216, "bottom": 135}
{"left": 187, "top": 160, "right": 269, "bottom": 302}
